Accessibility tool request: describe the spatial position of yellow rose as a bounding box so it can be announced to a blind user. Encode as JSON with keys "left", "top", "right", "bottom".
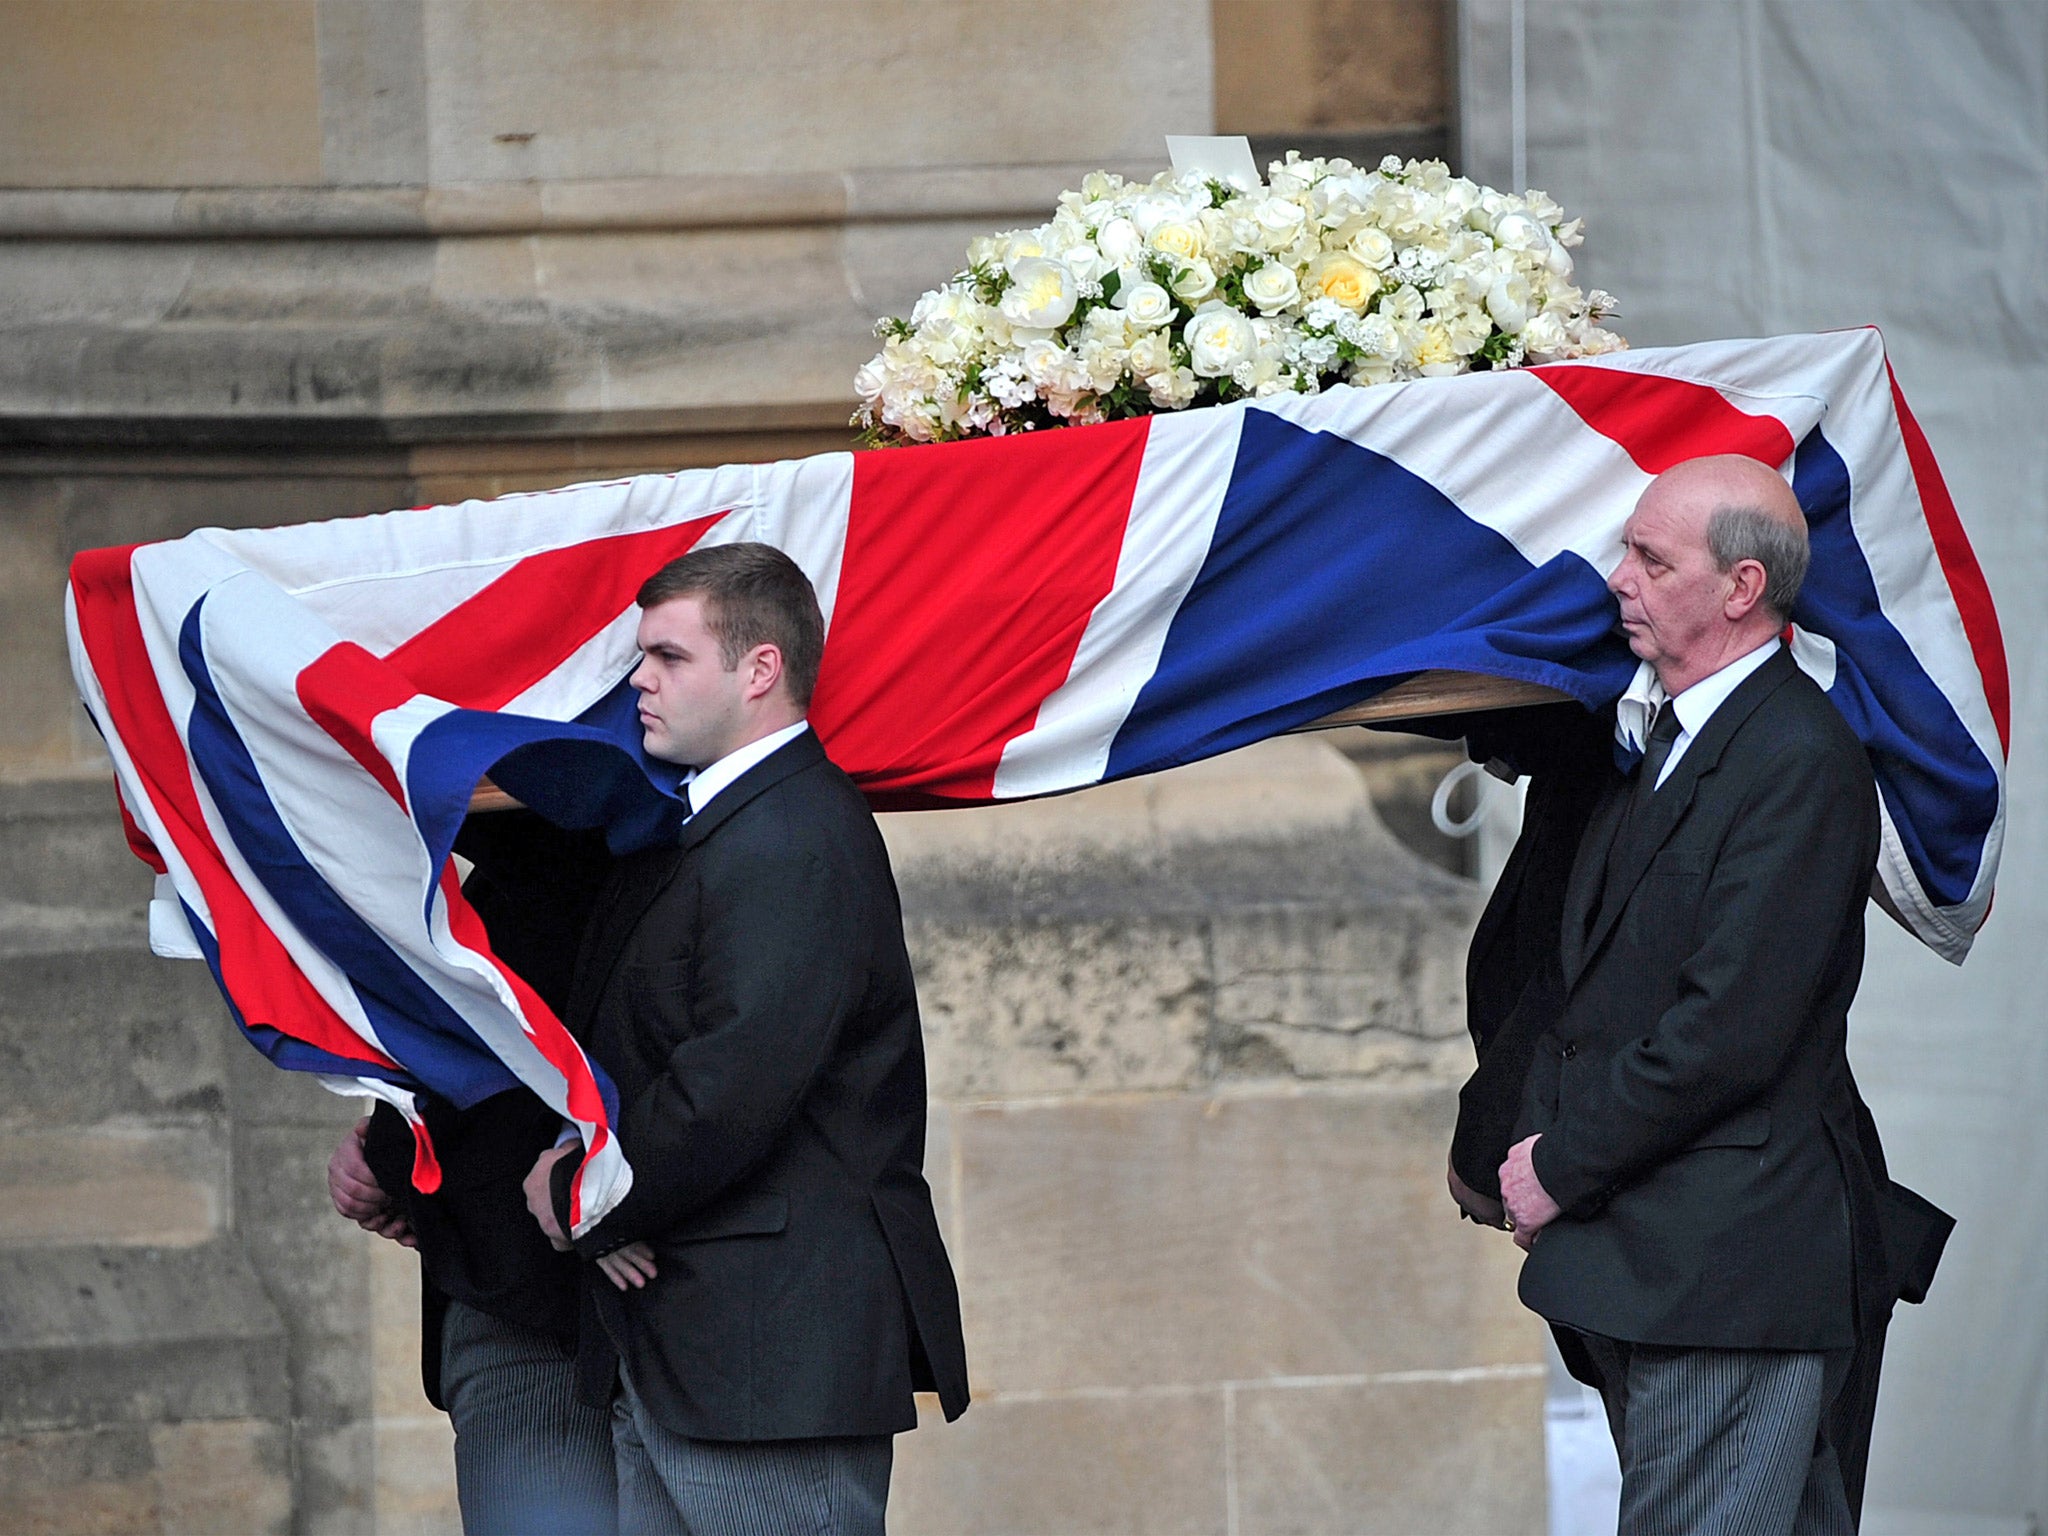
{"left": 1149, "top": 221, "right": 1207, "bottom": 263}
{"left": 1307, "top": 254, "right": 1376, "bottom": 312}
{"left": 1412, "top": 322, "right": 1460, "bottom": 375}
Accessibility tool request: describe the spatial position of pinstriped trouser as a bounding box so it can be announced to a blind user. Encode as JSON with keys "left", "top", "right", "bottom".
{"left": 1575, "top": 1333, "right": 1855, "bottom": 1536}
{"left": 610, "top": 1365, "right": 892, "bottom": 1536}
{"left": 439, "top": 1300, "right": 619, "bottom": 1536}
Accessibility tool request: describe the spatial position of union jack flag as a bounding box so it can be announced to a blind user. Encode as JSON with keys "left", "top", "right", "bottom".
{"left": 66, "top": 328, "right": 2007, "bottom": 1233}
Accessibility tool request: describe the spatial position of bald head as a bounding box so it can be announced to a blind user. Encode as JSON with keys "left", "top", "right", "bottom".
{"left": 1608, "top": 455, "right": 1809, "bottom": 693}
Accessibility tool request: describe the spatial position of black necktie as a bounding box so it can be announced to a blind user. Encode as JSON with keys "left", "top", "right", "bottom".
{"left": 1606, "top": 705, "right": 1682, "bottom": 888}
{"left": 1637, "top": 705, "right": 1683, "bottom": 798}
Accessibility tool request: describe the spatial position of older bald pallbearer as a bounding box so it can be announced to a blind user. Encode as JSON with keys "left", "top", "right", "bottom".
{"left": 1498, "top": 456, "right": 1889, "bottom": 1534}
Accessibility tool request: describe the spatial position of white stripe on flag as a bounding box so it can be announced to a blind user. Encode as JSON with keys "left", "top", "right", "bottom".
{"left": 992, "top": 406, "right": 1246, "bottom": 798}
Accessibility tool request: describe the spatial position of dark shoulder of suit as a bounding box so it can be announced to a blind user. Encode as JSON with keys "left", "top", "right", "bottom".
{"left": 574, "top": 734, "right": 971, "bottom": 1441}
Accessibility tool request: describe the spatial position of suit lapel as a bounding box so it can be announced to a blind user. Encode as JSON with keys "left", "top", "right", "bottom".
{"left": 677, "top": 729, "right": 824, "bottom": 852}
{"left": 1575, "top": 647, "right": 1798, "bottom": 974}
{"left": 1561, "top": 781, "right": 1628, "bottom": 986}
{"left": 567, "top": 843, "right": 683, "bottom": 1034}
{"left": 570, "top": 732, "right": 826, "bottom": 1031}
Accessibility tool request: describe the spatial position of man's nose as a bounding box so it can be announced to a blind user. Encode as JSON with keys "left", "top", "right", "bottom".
{"left": 1608, "top": 557, "right": 1633, "bottom": 596}
{"left": 628, "top": 656, "right": 655, "bottom": 692}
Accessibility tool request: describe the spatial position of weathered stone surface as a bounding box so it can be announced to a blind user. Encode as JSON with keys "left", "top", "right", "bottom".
{"left": 1231, "top": 1373, "right": 1548, "bottom": 1536}
{"left": 891, "top": 1390, "right": 1229, "bottom": 1536}
{"left": 0, "top": 1244, "right": 288, "bottom": 1430}
{"left": 0, "top": 942, "right": 230, "bottom": 1125}
{"left": 0, "top": 1121, "right": 226, "bottom": 1248}
{"left": 0, "top": 779, "right": 148, "bottom": 913}
{"left": 233, "top": 1127, "right": 376, "bottom": 1424}
{"left": 950, "top": 1087, "right": 1537, "bottom": 1396}
{"left": 0, "top": 1418, "right": 292, "bottom": 1536}
{"left": 913, "top": 915, "right": 1212, "bottom": 1100}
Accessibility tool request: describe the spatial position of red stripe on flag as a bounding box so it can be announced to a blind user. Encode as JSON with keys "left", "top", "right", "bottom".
{"left": 115, "top": 787, "right": 168, "bottom": 874}
{"left": 810, "top": 418, "right": 1153, "bottom": 804}
{"left": 382, "top": 515, "right": 729, "bottom": 710}
{"left": 436, "top": 863, "right": 615, "bottom": 1144}
{"left": 67, "top": 547, "right": 401, "bottom": 1073}
{"left": 297, "top": 643, "right": 418, "bottom": 810}
{"left": 1883, "top": 358, "right": 2010, "bottom": 754}
{"left": 1535, "top": 365, "right": 1796, "bottom": 473}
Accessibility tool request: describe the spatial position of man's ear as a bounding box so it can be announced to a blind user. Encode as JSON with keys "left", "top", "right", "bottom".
{"left": 1723, "top": 557, "right": 1770, "bottom": 621}
{"left": 740, "top": 643, "right": 785, "bottom": 704}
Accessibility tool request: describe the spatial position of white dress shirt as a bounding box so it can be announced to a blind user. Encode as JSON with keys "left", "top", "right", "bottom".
{"left": 1642, "top": 639, "right": 1780, "bottom": 789}
{"left": 684, "top": 719, "right": 811, "bottom": 816}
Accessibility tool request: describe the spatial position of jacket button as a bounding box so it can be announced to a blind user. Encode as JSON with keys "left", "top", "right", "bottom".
{"left": 1560, "top": 1041, "right": 1578, "bottom": 1061}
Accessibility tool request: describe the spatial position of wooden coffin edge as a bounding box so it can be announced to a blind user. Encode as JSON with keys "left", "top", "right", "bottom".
{"left": 464, "top": 670, "right": 1572, "bottom": 813}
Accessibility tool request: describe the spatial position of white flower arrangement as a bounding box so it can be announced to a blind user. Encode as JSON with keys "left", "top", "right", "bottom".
{"left": 855, "top": 153, "right": 1625, "bottom": 445}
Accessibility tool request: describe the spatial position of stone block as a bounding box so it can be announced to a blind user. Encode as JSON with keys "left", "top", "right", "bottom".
{"left": 1231, "top": 1373, "right": 1548, "bottom": 1536}
{"left": 0, "top": 1418, "right": 290, "bottom": 1536}
{"left": 294, "top": 1417, "right": 376, "bottom": 1536}
{"left": 0, "top": 1120, "right": 226, "bottom": 1248}
{"left": 0, "top": 777, "right": 149, "bottom": 912}
{"left": 0, "top": 942, "right": 230, "bottom": 1125}
{"left": 232, "top": 1126, "right": 376, "bottom": 1423}
{"left": 1209, "top": 900, "right": 1473, "bottom": 1082}
{"left": 371, "top": 1414, "right": 459, "bottom": 1536}
{"left": 890, "top": 1390, "right": 1228, "bottom": 1536}
{"left": 952, "top": 1087, "right": 1542, "bottom": 1395}
{"left": 911, "top": 914, "right": 1211, "bottom": 1100}
{"left": 0, "top": 1, "right": 323, "bottom": 189}
{"left": 0, "top": 1244, "right": 287, "bottom": 1430}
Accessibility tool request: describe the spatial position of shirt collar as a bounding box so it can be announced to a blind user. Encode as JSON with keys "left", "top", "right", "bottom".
{"left": 1615, "top": 637, "right": 1781, "bottom": 756}
{"left": 1668, "top": 638, "right": 1781, "bottom": 740}
{"left": 684, "top": 719, "right": 810, "bottom": 817}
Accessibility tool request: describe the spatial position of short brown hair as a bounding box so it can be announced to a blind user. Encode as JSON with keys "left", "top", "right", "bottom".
{"left": 635, "top": 543, "right": 826, "bottom": 707}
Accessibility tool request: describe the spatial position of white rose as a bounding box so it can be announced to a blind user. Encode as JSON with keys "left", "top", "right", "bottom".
{"left": 1096, "top": 217, "right": 1143, "bottom": 266}
{"left": 1128, "top": 332, "right": 1172, "bottom": 377}
{"left": 1520, "top": 312, "right": 1569, "bottom": 358}
{"left": 1118, "top": 280, "right": 1176, "bottom": 329}
{"left": 1185, "top": 307, "right": 1259, "bottom": 378}
{"left": 1146, "top": 365, "right": 1201, "bottom": 409}
{"left": 1491, "top": 211, "right": 1551, "bottom": 255}
{"left": 1250, "top": 196, "right": 1308, "bottom": 251}
{"left": 853, "top": 357, "right": 889, "bottom": 403}
{"left": 1063, "top": 243, "right": 1113, "bottom": 284}
{"left": 1346, "top": 226, "right": 1396, "bottom": 269}
{"left": 1169, "top": 260, "right": 1218, "bottom": 304}
{"left": 1241, "top": 262, "right": 1302, "bottom": 314}
{"left": 1002, "top": 230, "right": 1051, "bottom": 270}
{"left": 1020, "top": 337, "right": 1078, "bottom": 387}
{"left": 1484, "top": 273, "right": 1533, "bottom": 334}
{"left": 1148, "top": 219, "right": 1208, "bottom": 263}
{"left": 1001, "top": 258, "right": 1079, "bottom": 330}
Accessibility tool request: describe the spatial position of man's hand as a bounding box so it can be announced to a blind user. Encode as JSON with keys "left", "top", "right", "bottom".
{"left": 523, "top": 1144, "right": 578, "bottom": 1252}
{"left": 1447, "top": 1157, "right": 1508, "bottom": 1230}
{"left": 1499, "top": 1134, "right": 1563, "bottom": 1252}
{"left": 328, "top": 1117, "right": 415, "bottom": 1248}
{"left": 596, "top": 1242, "right": 659, "bottom": 1292}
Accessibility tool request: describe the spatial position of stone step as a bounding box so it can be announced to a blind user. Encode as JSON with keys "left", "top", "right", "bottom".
{"left": 0, "top": 777, "right": 152, "bottom": 915}
{"left": 0, "top": 927, "right": 230, "bottom": 1128}
{"left": 0, "top": 1120, "right": 228, "bottom": 1250}
{"left": 0, "top": 1244, "right": 289, "bottom": 1433}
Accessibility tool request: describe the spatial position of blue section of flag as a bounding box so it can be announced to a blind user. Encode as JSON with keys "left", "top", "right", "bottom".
{"left": 181, "top": 898, "right": 423, "bottom": 1084}
{"left": 1106, "top": 410, "right": 1634, "bottom": 779}
{"left": 180, "top": 600, "right": 530, "bottom": 1111}
{"left": 1792, "top": 429, "right": 1998, "bottom": 907}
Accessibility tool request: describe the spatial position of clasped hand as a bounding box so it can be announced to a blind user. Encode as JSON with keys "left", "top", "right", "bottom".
{"left": 522, "top": 1143, "right": 659, "bottom": 1292}
{"left": 1496, "top": 1134, "right": 1562, "bottom": 1252}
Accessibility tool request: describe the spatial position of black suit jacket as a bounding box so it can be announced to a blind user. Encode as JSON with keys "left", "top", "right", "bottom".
{"left": 1518, "top": 646, "right": 1887, "bottom": 1350}
{"left": 550, "top": 729, "right": 970, "bottom": 1440}
{"left": 362, "top": 810, "right": 615, "bottom": 1406}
